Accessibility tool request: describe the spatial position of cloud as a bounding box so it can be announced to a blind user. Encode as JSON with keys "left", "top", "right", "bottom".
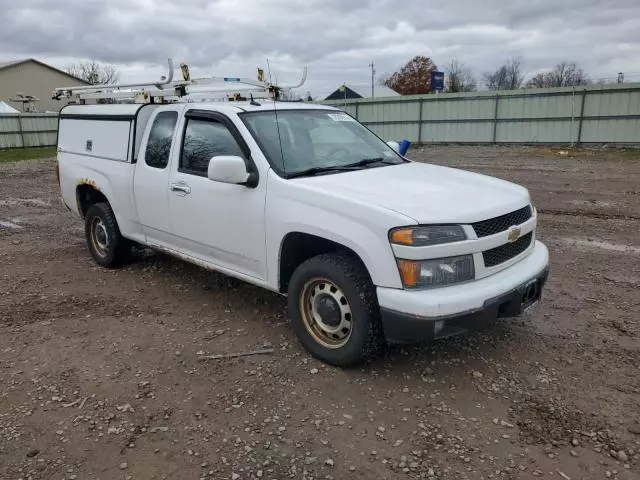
{"left": 1, "top": 0, "right": 639, "bottom": 96}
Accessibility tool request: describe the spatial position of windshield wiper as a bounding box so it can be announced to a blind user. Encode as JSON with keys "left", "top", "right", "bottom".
{"left": 287, "top": 157, "right": 398, "bottom": 179}
{"left": 287, "top": 165, "right": 357, "bottom": 178}
{"left": 342, "top": 157, "right": 398, "bottom": 168}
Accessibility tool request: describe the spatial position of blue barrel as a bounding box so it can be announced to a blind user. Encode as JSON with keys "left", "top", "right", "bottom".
{"left": 398, "top": 139, "right": 411, "bottom": 156}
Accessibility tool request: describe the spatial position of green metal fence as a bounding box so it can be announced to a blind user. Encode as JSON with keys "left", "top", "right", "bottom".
{"left": 319, "top": 83, "right": 640, "bottom": 145}
{"left": 3, "top": 84, "right": 639, "bottom": 148}
{"left": 0, "top": 114, "right": 58, "bottom": 149}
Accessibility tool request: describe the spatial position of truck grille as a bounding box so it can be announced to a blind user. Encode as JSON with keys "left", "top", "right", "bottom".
{"left": 472, "top": 206, "right": 532, "bottom": 238}
{"left": 483, "top": 232, "right": 533, "bottom": 267}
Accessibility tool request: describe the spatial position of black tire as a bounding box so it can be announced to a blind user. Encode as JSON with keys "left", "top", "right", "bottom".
{"left": 288, "top": 253, "right": 385, "bottom": 366}
{"left": 84, "top": 202, "right": 130, "bottom": 268}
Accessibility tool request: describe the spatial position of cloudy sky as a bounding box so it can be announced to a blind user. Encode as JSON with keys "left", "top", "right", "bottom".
{"left": 2, "top": 0, "right": 639, "bottom": 97}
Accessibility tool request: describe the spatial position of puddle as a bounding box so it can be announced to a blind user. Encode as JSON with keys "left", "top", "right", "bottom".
{"left": 0, "top": 220, "right": 23, "bottom": 230}
{"left": 0, "top": 198, "right": 50, "bottom": 208}
{"left": 559, "top": 237, "right": 640, "bottom": 254}
{"left": 569, "top": 199, "right": 615, "bottom": 208}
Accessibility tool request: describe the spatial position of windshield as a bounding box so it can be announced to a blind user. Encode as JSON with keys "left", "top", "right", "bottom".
{"left": 240, "top": 109, "right": 405, "bottom": 178}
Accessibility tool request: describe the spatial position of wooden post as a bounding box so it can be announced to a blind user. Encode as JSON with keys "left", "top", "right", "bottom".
{"left": 17, "top": 114, "right": 25, "bottom": 148}
{"left": 417, "top": 99, "right": 424, "bottom": 144}
{"left": 492, "top": 95, "right": 500, "bottom": 143}
{"left": 577, "top": 89, "right": 588, "bottom": 145}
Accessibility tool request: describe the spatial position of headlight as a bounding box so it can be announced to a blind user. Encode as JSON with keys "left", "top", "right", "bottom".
{"left": 390, "top": 225, "right": 466, "bottom": 246}
{"left": 397, "top": 255, "right": 475, "bottom": 288}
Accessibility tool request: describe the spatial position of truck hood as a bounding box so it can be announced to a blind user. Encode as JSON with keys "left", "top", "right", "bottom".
{"left": 293, "top": 162, "right": 531, "bottom": 224}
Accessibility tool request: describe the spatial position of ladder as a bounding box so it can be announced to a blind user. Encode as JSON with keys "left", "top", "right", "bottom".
{"left": 52, "top": 59, "right": 307, "bottom": 104}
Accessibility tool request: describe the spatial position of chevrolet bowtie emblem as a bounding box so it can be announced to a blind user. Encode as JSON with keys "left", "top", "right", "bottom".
{"left": 507, "top": 226, "right": 521, "bottom": 243}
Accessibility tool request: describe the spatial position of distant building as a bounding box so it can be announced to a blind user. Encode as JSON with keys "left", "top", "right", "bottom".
{"left": 0, "top": 101, "right": 20, "bottom": 114}
{"left": 324, "top": 83, "right": 400, "bottom": 101}
{"left": 0, "top": 59, "right": 90, "bottom": 112}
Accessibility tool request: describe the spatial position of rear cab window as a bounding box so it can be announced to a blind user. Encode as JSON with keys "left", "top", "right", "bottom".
{"left": 144, "top": 111, "right": 178, "bottom": 169}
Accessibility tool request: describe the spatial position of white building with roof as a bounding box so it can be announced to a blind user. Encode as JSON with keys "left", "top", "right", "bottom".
{"left": 0, "top": 59, "right": 89, "bottom": 112}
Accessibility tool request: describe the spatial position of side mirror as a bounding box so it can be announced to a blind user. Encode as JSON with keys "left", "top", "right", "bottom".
{"left": 207, "top": 155, "right": 257, "bottom": 187}
{"left": 386, "top": 140, "right": 400, "bottom": 153}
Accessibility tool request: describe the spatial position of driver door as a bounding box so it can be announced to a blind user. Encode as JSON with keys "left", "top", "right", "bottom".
{"left": 167, "top": 110, "right": 267, "bottom": 281}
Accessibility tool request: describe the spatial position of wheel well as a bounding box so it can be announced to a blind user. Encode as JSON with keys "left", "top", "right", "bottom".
{"left": 76, "top": 184, "right": 108, "bottom": 218}
{"left": 279, "top": 232, "right": 369, "bottom": 293}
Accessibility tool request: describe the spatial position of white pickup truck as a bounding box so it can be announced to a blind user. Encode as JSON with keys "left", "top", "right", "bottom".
{"left": 56, "top": 101, "right": 549, "bottom": 366}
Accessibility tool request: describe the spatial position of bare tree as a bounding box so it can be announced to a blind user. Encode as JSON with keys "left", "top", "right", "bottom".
{"left": 66, "top": 60, "right": 120, "bottom": 85}
{"left": 483, "top": 58, "right": 524, "bottom": 91}
{"left": 526, "top": 61, "right": 590, "bottom": 88}
{"left": 377, "top": 74, "right": 391, "bottom": 86}
{"left": 445, "top": 59, "right": 477, "bottom": 93}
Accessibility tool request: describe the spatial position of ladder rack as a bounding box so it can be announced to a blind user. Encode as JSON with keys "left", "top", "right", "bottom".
{"left": 53, "top": 58, "right": 307, "bottom": 104}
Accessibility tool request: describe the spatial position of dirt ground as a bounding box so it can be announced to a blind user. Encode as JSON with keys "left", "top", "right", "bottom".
{"left": 1, "top": 146, "right": 639, "bottom": 480}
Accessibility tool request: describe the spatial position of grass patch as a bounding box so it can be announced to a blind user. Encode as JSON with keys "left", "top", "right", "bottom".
{"left": 0, "top": 147, "right": 56, "bottom": 163}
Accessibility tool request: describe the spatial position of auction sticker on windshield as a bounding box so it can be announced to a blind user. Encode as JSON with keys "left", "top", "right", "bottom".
{"left": 327, "top": 113, "right": 355, "bottom": 122}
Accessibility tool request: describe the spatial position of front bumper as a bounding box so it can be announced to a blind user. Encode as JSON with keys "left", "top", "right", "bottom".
{"left": 378, "top": 240, "right": 550, "bottom": 343}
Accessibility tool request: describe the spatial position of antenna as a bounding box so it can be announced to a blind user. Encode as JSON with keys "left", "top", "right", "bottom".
{"left": 267, "top": 59, "right": 287, "bottom": 177}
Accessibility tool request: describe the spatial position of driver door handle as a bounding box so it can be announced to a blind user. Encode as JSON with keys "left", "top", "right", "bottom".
{"left": 170, "top": 183, "right": 191, "bottom": 195}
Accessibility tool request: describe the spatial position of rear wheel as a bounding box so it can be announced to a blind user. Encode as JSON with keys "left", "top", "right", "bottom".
{"left": 288, "top": 253, "right": 385, "bottom": 366}
{"left": 85, "top": 202, "right": 130, "bottom": 268}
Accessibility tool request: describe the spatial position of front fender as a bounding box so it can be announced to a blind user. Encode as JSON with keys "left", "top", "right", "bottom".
{"left": 276, "top": 221, "right": 398, "bottom": 288}
{"left": 265, "top": 185, "right": 414, "bottom": 290}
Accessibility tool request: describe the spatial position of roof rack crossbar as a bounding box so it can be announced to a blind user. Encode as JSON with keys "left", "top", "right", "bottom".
{"left": 52, "top": 59, "right": 307, "bottom": 104}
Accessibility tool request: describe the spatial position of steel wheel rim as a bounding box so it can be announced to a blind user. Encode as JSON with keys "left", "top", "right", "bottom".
{"left": 90, "top": 217, "right": 109, "bottom": 257}
{"left": 300, "top": 278, "right": 353, "bottom": 349}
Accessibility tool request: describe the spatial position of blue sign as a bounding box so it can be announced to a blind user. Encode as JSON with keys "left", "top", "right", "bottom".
{"left": 431, "top": 71, "right": 444, "bottom": 91}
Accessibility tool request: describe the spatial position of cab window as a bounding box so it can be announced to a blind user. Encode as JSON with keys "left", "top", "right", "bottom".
{"left": 145, "top": 111, "right": 178, "bottom": 169}
{"left": 180, "top": 118, "right": 245, "bottom": 176}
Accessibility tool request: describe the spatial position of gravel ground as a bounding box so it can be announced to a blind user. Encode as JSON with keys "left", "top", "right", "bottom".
{"left": 1, "top": 145, "right": 639, "bottom": 480}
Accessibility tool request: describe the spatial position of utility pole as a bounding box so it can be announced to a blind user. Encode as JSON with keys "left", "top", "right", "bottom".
{"left": 368, "top": 61, "right": 375, "bottom": 98}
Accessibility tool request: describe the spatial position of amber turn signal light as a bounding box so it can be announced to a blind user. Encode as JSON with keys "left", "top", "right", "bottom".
{"left": 397, "top": 260, "right": 418, "bottom": 288}
{"left": 390, "top": 228, "right": 413, "bottom": 245}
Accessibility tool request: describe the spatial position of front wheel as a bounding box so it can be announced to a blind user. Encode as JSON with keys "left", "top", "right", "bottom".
{"left": 85, "top": 202, "right": 130, "bottom": 268}
{"left": 288, "top": 253, "right": 385, "bottom": 366}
